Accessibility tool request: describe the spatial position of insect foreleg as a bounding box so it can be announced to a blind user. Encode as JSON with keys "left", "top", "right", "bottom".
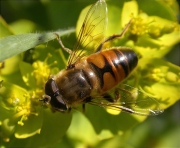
{"left": 54, "top": 33, "right": 72, "bottom": 54}
{"left": 67, "top": 108, "right": 72, "bottom": 113}
{"left": 95, "top": 19, "right": 132, "bottom": 52}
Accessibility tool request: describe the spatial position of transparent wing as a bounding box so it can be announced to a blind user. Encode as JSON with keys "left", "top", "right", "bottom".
{"left": 89, "top": 84, "right": 164, "bottom": 116}
{"left": 68, "top": 0, "right": 107, "bottom": 66}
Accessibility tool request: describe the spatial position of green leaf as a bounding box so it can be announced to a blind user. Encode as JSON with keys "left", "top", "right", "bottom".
{"left": 0, "top": 55, "right": 21, "bottom": 75}
{"left": 10, "top": 19, "right": 39, "bottom": 34}
{"left": 1, "top": 118, "right": 16, "bottom": 137}
{"left": 19, "top": 61, "right": 36, "bottom": 88}
{"left": 137, "top": 0, "right": 178, "bottom": 21}
{"left": 106, "top": 3, "right": 122, "bottom": 36}
{"left": 0, "top": 28, "right": 75, "bottom": 62}
{"left": 2, "top": 110, "right": 72, "bottom": 148}
{"left": 94, "top": 134, "right": 131, "bottom": 148}
{"left": 138, "top": 58, "right": 180, "bottom": 109}
{"left": 24, "top": 109, "right": 72, "bottom": 148}
{"left": 15, "top": 107, "right": 43, "bottom": 139}
{"left": 0, "top": 16, "right": 14, "bottom": 38}
{"left": 0, "top": 81, "right": 28, "bottom": 112}
{"left": 155, "top": 126, "right": 180, "bottom": 148}
{"left": 134, "top": 17, "right": 180, "bottom": 58}
{"left": 85, "top": 105, "right": 142, "bottom": 135}
{"left": 121, "top": 1, "right": 138, "bottom": 26}
{"left": 67, "top": 111, "right": 98, "bottom": 146}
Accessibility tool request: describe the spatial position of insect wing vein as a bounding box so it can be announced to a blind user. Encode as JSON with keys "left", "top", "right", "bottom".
{"left": 88, "top": 84, "right": 163, "bottom": 116}
{"left": 68, "top": 0, "right": 107, "bottom": 66}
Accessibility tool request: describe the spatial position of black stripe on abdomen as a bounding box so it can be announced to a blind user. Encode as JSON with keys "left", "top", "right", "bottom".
{"left": 89, "top": 54, "right": 115, "bottom": 88}
{"left": 113, "top": 49, "right": 138, "bottom": 77}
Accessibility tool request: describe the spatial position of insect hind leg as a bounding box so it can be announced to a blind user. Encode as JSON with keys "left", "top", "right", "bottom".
{"left": 103, "top": 89, "right": 120, "bottom": 103}
{"left": 81, "top": 96, "right": 92, "bottom": 112}
{"left": 54, "top": 33, "right": 72, "bottom": 54}
{"left": 102, "top": 94, "right": 115, "bottom": 102}
{"left": 95, "top": 19, "right": 132, "bottom": 52}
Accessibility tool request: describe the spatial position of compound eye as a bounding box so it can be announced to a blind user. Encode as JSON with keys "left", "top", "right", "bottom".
{"left": 44, "top": 78, "right": 68, "bottom": 111}
{"left": 45, "top": 78, "right": 58, "bottom": 96}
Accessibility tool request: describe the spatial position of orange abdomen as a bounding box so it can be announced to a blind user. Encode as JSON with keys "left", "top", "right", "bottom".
{"left": 86, "top": 48, "right": 138, "bottom": 92}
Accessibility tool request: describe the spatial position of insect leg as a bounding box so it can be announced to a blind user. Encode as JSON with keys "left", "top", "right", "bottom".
{"left": 114, "top": 89, "right": 121, "bottom": 102}
{"left": 67, "top": 108, "right": 72, "bottom": 113}
{"left": 102, "top": 89, "right": 120, "bottom": 103}
{"left": 102, "top": 94, "right": 115, "bottom": 102}
{"left": 95, "top": 19, "right": 132, "bottom": 52}
{"left": 82, "top": 104, "right": 86, "bottom": 112}
{"left": 54, "top": 33, "right": 72, "bottom": 54}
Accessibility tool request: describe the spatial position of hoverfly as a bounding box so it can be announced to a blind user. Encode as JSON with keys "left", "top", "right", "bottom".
{"left": 41, "top": 0, "right": 163, "bottom": 116}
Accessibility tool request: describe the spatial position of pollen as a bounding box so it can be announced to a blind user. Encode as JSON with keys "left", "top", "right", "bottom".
{"left": 129, "top": 16, "right": 148, "bottom": 36}
{"left": 32, "top": 61, "right": 51, "bottom": 87}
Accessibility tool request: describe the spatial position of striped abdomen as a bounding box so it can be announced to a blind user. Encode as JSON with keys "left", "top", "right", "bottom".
{"left": 86, "top": 48, "right": 138, "bottom": 92}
